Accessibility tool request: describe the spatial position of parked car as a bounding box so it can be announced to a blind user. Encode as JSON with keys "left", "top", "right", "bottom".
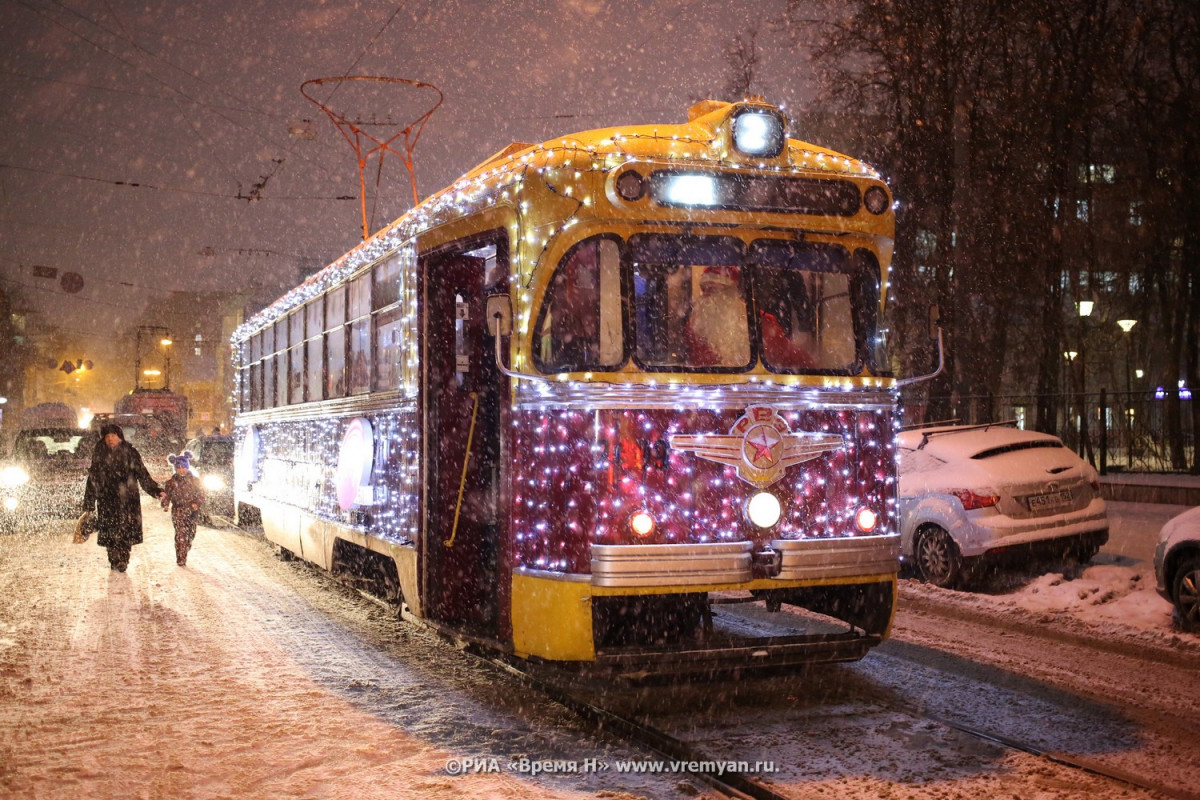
{"left": 897, "top": 422, "right": 1109, "bottom": 588}
{"left": 184, "top": 434, "right": 234, "bottom": 523}
{"left": 1154, "top": 506, "right": 1200, "bottom": 632}
{"left": 0, "top": 426, "right": 96, "bottom": 533}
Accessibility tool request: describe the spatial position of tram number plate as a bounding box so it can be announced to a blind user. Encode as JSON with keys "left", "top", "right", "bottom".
{"left": 1027, "top": 488, "right": 1073, "bottom": 513}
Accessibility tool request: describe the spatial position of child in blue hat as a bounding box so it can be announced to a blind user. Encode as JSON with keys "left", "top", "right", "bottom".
{"left": 162, "top": 450, "right": 204, "bottom": 566}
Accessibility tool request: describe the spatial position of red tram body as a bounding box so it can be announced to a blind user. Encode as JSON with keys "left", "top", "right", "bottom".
{"left": 232, "top": 99, "right": 900, "bottom": 679}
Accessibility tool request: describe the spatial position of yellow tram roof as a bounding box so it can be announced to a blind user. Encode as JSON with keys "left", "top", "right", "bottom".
{"left": 459, "top": 97, "right": 880, "bottom": 184}
{"left": 236, "top": 99, "right": 886, "bottom": 340}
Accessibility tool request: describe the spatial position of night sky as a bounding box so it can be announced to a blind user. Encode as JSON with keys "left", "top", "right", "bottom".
{"left": 1, "top": 0, "right": 825, "bottom": 337}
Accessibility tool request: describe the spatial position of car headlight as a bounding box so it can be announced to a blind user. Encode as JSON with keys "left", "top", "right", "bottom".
{"left": 3, "top": 496, "right": 19, "bottom": 512}
{"left": 0, "top": 465, "right": 30, "bottom": 490}
{"left": 202, "top": 473, "right": 226, "bottom": 492}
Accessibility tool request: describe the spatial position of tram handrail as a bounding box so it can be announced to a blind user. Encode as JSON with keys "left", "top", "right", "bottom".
{"left": 491, "top": 312, "right": 552, "bottom": 383}
{"left": 896, "top": 327, "right": 945, "bottom": 388}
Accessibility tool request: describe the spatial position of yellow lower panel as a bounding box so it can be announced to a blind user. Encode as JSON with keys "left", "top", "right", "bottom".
{"left": 511, "top": 573, "right": 595, "bottom": 661}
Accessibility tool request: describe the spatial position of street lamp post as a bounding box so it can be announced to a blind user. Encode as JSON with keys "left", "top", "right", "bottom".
{"left": 1117, "top": 319, "right": 1137, "bottom": 468}
{"left": 1063, "top": 350, "right": 1079, "bottom": 450}
{"left": 1077, "top": 300, "right": 1094, "bottom": 463}
{"left": 134, "top": 326, "right": 172, "bottom": 390}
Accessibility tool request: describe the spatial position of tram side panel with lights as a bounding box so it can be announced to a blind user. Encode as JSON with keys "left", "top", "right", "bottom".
{"left": 229, "top": 98, "right": 899, "bottom": 679}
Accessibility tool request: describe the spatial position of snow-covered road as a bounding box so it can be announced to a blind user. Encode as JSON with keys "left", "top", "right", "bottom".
{"left": 1, "top": 499, "right": 1197, "bottom": 799}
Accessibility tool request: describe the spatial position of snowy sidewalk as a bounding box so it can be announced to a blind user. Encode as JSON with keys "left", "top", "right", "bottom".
{"left": 1099, "top": 472, "right": 1200, "bottom": 505}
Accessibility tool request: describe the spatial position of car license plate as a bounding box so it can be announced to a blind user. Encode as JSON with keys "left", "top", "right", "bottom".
{"left": 1027, "top": 488, "right": 1073, "bottom": 513}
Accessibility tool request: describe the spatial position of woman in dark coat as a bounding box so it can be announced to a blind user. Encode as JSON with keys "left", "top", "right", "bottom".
{"left": 83, "top": 423, "right": 165, "bottom": 571}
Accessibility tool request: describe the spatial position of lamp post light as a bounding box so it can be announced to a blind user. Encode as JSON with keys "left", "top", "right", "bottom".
{"left": 1063, "top": 350, "right": 1079, "bottom": 450}
{"left": 1117, "top": 319, "right": 1137, "bottom": 468}
{"left": 160, "top": 338, "right": 173, "bottom": 390}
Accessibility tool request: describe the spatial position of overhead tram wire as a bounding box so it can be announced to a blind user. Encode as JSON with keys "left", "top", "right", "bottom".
{"left": 243, "top": 0, "right": 416, "bottom": 223}
{"left": 9, "top": 0, "right": 352, "bottom": 199}
{"left": 0, "top": 274, "right": 136, "bottom": 312}
{"left": 0, "top": 163, "right": 354, "bottom": 202}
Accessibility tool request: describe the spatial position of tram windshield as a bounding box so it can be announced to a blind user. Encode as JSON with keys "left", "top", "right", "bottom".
{"left": 533, "top": 233, "right": 886, "bottom": 375}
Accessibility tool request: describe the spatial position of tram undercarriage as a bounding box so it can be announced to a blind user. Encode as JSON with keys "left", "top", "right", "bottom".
{"left": 583, "top": 582, "right": 895, "bottom": 680}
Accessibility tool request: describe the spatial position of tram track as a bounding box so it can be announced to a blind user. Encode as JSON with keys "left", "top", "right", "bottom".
{"left": 487, "top": 654, "right": 1184, "bottom": 800}
{"left": 268, "top": 534, "right": 1193, "bottom": 798}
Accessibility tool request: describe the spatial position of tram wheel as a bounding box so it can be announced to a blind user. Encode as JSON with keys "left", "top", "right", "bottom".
{"left": 915, "top": 525, "right": 969, "bottom": 589}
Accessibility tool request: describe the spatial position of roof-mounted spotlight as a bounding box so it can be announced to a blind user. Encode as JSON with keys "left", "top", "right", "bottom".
{"left": 731, "top": 109, "right": 785, "bottom": 158}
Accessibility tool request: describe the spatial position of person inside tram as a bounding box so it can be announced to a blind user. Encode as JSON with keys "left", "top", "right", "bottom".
{"left": 542, "top": 243, "right": 601, "bottom": 368}
{"left": 758, "top": 268, "right": 817, "bottom": 369}
{"left": 686, "top": 265, "right": 751, "bottom": 366}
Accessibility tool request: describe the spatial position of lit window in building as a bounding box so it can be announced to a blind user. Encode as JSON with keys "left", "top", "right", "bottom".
{"left": 1129, "top": 200, "right": 1144, "bottom": 226}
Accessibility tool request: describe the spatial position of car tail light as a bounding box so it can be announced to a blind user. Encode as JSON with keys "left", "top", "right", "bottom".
{"left": 951, "top": 489, "right": 1000, "bottom": 510}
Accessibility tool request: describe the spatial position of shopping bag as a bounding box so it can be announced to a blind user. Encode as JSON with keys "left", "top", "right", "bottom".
{"left": 72, "top": 511, "right": 94, "bottom": 544}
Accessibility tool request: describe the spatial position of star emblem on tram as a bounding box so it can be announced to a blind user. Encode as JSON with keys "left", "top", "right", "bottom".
{"left": 669, "top": 405, "right": 845, "bottom": 488}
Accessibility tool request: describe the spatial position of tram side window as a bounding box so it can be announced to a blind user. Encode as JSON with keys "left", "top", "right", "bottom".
{"left": 348, "top": 273, "right": 372, "bottom": 395}
{"left": 263, "top": 327, "right": 276, "bottom": 409}
{"left": 248, "top": 333, "right": 262, "bottom": 411}
{"left": 288, "top": 310, "right": 305, "bottom": 403}
{"left": 306, "top": 299, "right": 324, "bottom": 401}
{"left": 534, "top": 237, "right": 622, "bottom": 372}
{"left": 374, "top": 306, "right": 403, "bottom": 392}
{"left": 854, "top": 249, "right": 891, "bottom": 375}
{"left": 373, "top": 253, "right": 401, "bottom": 309}
{"left": 274, "top": 318, "right": 289, "bottom": 406}
{"left": 326, "top": 286, "right": 347, "bottom": 398}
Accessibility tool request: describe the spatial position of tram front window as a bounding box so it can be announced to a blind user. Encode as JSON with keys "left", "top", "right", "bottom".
{"left": 750, "top": 240, "right": 859, "bottom": 373}
{"left": 632, "top": 235, "right": 749, "bottom": 370}
{"left": 631, "top": 234, "right": 868, "bottom": 374}
{"left": 534, "top": 238, "right": 622, "bottom": 372}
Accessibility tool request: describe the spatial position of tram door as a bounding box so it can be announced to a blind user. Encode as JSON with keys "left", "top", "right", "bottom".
{"left": 422, "top": 252, "right": 505, "bottom": 638}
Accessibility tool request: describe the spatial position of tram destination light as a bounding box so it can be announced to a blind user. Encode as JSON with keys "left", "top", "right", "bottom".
{"left": 650, "top": 170, "right": 862, "bottom": 216}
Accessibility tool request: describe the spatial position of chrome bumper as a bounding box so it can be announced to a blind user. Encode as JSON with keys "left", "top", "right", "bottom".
{"left": 591, "top": 542, "right": 753, "bottom": 587}
{"left": 590, "top": 534, "right": 900, "bottom": 588}
{"left": 773, "top": 534, "right": 901, "bottom": 580}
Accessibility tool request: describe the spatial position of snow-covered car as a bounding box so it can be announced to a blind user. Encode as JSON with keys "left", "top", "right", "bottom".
{"left": 184, "top": 434, "right": 234, "bottom": 523}
{"left": 0, "top": 427, "right": 96, "bottom": 533}
{"left": 897, "top": 423, "right": 1109, "bottom": 588}
{"left": 1153, "top": 506, "right": 1200, "bottom": 632}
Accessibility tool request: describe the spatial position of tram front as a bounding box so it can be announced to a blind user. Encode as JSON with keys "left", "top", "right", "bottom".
{"left": 501, "top": 99, "right": 900, "bottom": 677}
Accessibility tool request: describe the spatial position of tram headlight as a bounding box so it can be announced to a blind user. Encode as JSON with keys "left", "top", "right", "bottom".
{"left": 855, "top": 507, "right": 879, "bottom": 533}
{"left": 629, "top": 510, "right": 656, "bottom": 538}
{"left": 746, "top": 491, "right": 782, "bottom": 529}
{"left": 732, "top": 110, "right": 785, "bottom": 157}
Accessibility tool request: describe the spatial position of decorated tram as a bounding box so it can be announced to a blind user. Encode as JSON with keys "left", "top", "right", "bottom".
{"left": 231, "top": 98, "right": 900, "bottom": 678}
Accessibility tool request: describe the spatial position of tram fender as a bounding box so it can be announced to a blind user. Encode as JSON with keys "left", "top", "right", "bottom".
{"left": 259, "top": 499, "right": 303, "bottom": 559}
{"left": 298, "top": 512, "right": 333, "bottom": 570}
{"left": 511, "top": 572, "right": 595, "bottom": 661}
